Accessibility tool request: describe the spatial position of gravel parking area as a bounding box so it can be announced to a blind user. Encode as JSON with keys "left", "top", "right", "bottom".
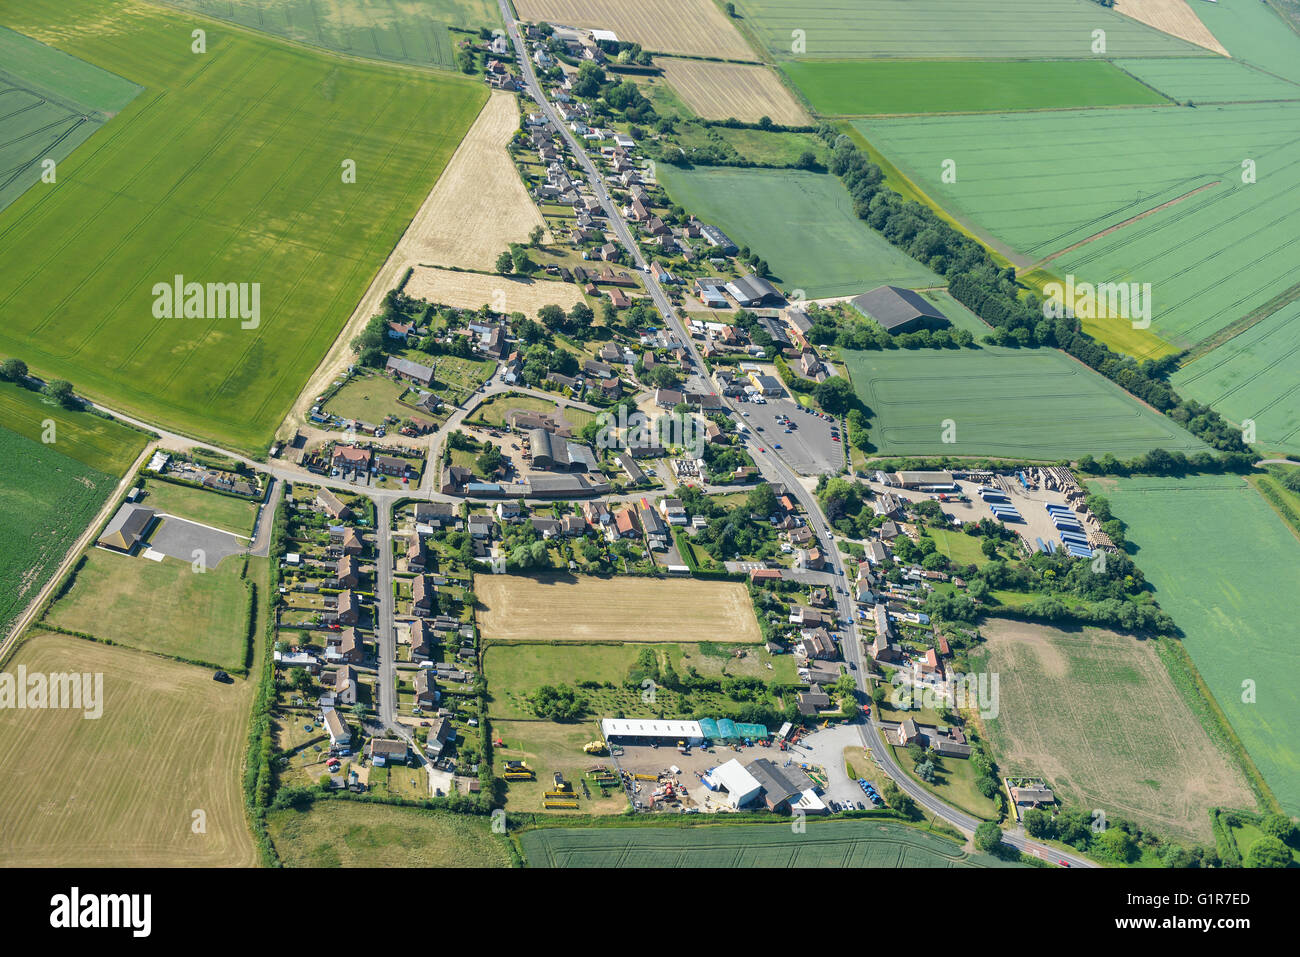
{"left": 147, "top": 515, "right": 245, "bottom": 567}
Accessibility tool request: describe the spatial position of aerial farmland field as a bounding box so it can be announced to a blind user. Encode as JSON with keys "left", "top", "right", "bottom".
{"left": 0, "top": 0, "right": 486, "bottom": 452}
{"left": 656, "top": 59, "right": 809, "bottom": 126}
{"left": 513, "top": 0, "right": 758, "bottom": 59}
{"left": 973, "top": 619, "right": 1253, "bottom": 843}
{"left": 0, "top": 632, "right": 256, "bottom": 867}
{"left": 269, "top": 802, "right": 512, "bottom": 867}
{"left": 657, "top": 165, "right": 938, "bottom": 299}
{"left": 404, "top": 265, "right": 585, "bottom": 316}
{"left": 780, "top": 60, "right": 1168, "bottom": 116}
{"left": 1094, "top": 474, "right": 1300, "bottom": 816}
{"left": 0, "top": 25, "right": 140, "bottom": 214}
{"left": 731, "top": 0, "right": 1209, "bottom": 59}
{"left": 1113, "top": 56, "right": 1300, "bottom": 104}
{"left": 45, "top": 549, "right": 260, "bottom": 672}
{"left": 841, "top": 291, "right": 1207, "bottom": 459}
{"left": 474, "top": 574, "right": 762, "bottom": 643}
{"left": 158, "top": 0, "right": 500, "bottom": 69}
{"left": 0, "top": 429, "right": 121, "bottom": 640}
{"left": 857, "top": 101, "right": 1300, "bottom": 349}
{"left": 517, "top": 820, "right": 1022, "bottom": 867}
{"left": 1171, "top": 299, "right": 1300, "bottom": 455}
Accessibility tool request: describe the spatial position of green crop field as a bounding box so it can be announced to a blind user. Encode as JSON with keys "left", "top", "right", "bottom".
{"left": 1196, "top": 0, "right": 1300, "bottom": 85}
{"left": 0, "top": 25, "right": 141, "bottom": 214}
{"left": 518, "top": 819, "right": 1022, "bottom": 867}
{"left": 0, "top": 0, "right": 486, "bottom": 452}
{"left": 1095, "top": 474, "right": 1300, "bottom": 816}
{"left": 841, "top": 290, "right": 1206, "bottom": 459}
{"left": 269, "top": 801, "right": 512, "bottom": 867}
{"left": 732, "top": 0, "right": 1208, "bottom": 60}
{"left": 1172, "top": 299, "right": 1300, "bottom": 455}
{"left": 46, "top": 548, "right": 258, "bottom": 671}
{"left": 657, "top": 165, "right": 938, "bottom": 298}
{"left": 0, "top": 428, "right": 119, "bottom": 638}
{"left": 0, "top": 381, "right": 148, "bottom": 475}
{"left": 857, "top": 100, "right": 1300, "bottom": 350}
{"left": 781, "top": 60, "right": 1168, "bottom": 115}
{"left": 1113, "top": 56, "right": 1300, "bottom": 105}
{"left": 159, "top": 0, "right": 500, "bottom": 70}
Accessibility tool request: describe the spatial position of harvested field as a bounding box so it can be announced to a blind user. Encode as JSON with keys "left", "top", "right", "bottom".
{"left": 513, "top": 0, "right": 757, "bottom": 60}
{"left": 976, "top": 619, "right": 1253, "bottom": 843}
{"left": 475, "top": 573, "right": 761, "bottom": 643}
{"left": 397, "top": 91, "right": 548, "bottom": 270}
{"left": 268, "top": 801, "right": 511, "bottom": 867}
{"left": 0, "top": 632, "right": 256, "bottom": 866}
{"left": 405, "top": 265, "right": 584, "bottom": 316}
{"left": 518, "top": 819, "right": 1021, "bottom": 867}
{"left": 1113, "top": 0, "right": 1228, "bottom": 56}
{"left": 657, "top": 59, "right": 809, "bottom": 126}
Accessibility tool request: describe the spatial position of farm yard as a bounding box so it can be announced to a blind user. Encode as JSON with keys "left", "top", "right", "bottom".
{"left": 158, "top": 0, "right": 501, "bottom": 70}
{"left": 268, "top": 802, "right": 512, "bottom": 867}
{"left": 840, "top": 291, "right": 1207, "bottom": 459}
{"left": 491, "top": 718, "right": 631, "bottom": 814}
{"left": 404, "top": 266, "right": 584, "bottom": 317}
{"left": 972, "top": 619, "right": 1254, "bottom": 844}
{"left": 1095, "top": 474, "right": 1300, "bottom": 816}
{"left": 1171, "top": 299, "right": 1300, "bottom": 455}
{"left": 0, "top": 0, "right": 486, "bottom": 452}
{"left": 656, "top": 59, "right": 809, "bottom": 126}
{"left": 395, "top": 91, "right": 549, "bottom": 271}
{"left": 657, "top": 165, "right": 938, "bottom": 299}
{"left": 513, "top": 0, "right": 758, "bottom": 60}
{"left": 0, "top": 632, "right": 256, "bottom": 867}
{"left": 781, "top": 59, "right": 1167, "bottom": 116}
{"left": 0, "top": 24, "right": 140, "bottom": 214}
{"left": 474, "top": 574, "right": 762, "bottom": 643}
{"left": 45, "top": 549, "right": 263, "bottom": 672}
{"left": 731, "top": 0, "right": 1210, "bottom": 59}
{"left": 858, "top": 100, "right": 1300, "bottom": 352}
{"left": 517, "top": 819, "right": 1021, "bottom": 867}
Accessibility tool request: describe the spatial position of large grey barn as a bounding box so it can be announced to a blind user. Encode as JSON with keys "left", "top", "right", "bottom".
{"left": 850, "top": 285, "right": 951, "bottom": 334}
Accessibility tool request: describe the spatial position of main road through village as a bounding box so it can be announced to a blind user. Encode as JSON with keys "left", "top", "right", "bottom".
{"left": 0, "top": 3, "right": 1094, "bottom": 864}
